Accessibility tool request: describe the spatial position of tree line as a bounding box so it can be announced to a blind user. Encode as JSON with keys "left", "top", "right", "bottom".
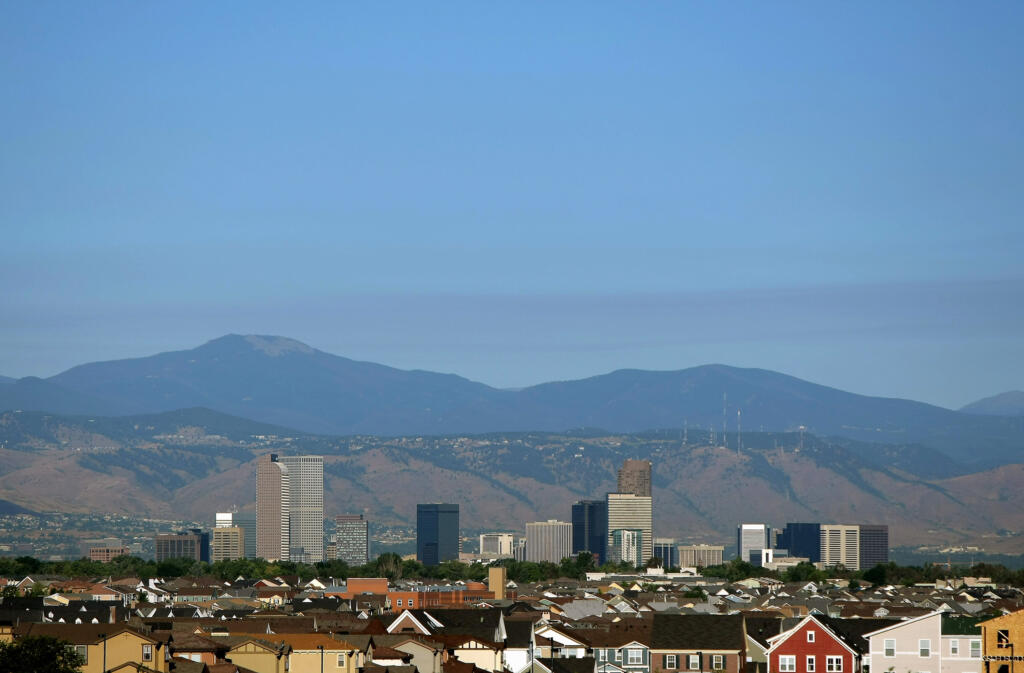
{"left": 2, "top": 553, "right": 1024, "bottom": 588}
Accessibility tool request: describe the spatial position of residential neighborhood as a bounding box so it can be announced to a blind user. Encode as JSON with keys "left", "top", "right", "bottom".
{"left": 3, "top": 565, "right": 1024, "bottom": 673}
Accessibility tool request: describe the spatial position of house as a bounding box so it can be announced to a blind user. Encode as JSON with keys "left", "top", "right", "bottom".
{"left": 534, "top": 624, "right": 589, "bottom": 659}
{"left": 586, "top": 620, "right": 653, "bottom": 673}
{"left": 979, "top": 608, "right": 1024, "bottom": 673}
{"left": 766, "top": 615, "right": 891, "bottom": 673}
{"left": 745, "top": 616, "right": 793, "bottom": 673}
{"left": 14, "top": 623, "right": 169, "bottom": 673}
{"left": 649, "top": 614, "right": 746, "bottom": 673}
{"left": 940, "top": 616, "right": 983, "bottom": 673}
{"left": 276, "top": 633, "right": 362, "bottom": 673}
{"left": 863, "top": 612, "right": 983, "bottom": 673}
{"left": 386, "top": 608, "right": 509, "bottom": 672}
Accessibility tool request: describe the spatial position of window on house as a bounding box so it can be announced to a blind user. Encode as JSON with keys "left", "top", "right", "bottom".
{"left": 74, "top": 645, "right": 88, "bottom": 664}
{"left": 780, "top": 655, "right": 796, "bottom": 673}
{"left": 997, "top": 631, "right": 1010, "bottom": 649}
{"left": 712, "top": 655, "right": 723, "bottom": 670}
{"left": 408, "top": 599, "right": 414, "bottom": 607}
{"left": 338, "top": 654, "right": 347, "bottom": 667}
{"left": 920, "top": 640, "right": 931, "bottom": 657}
{"left": 826, "top": 656, "right": 842, "bottom": 672}
{"left": 628, "top": 649, "right": 643, "bottom": 665}
{"left": 807, "top": 656, "right": 816, "bottom": 672}
{"left": 689, "top": 654, "right": 700, "bottom": 670}
{"left": 970, "top": 641, "right": 981, "bottom": 658}
{"left": 950, "top": 640, "right": 959, "bottom": 656}
{"left": 598, "top": 651, "right": 607, "bottom": 662}
{"left": 666, "top": 655, "right": 678, "bottom": 669}
{"left": 142, "top": 644, "right": 153, "bottom": 662}
{"left": 615, "top": 650, "right": 623, "bottom": 662}
{"left": 396, "top": 599, "right": 402, "bottom": 606}
{"left": 808, "top": 631, "right": 816, "bottom": 643}
{"left": 884, "top": 640, "right": 895, "bottom": 657}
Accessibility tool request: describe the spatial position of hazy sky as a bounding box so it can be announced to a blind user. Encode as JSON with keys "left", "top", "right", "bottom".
{"left": 2, "top": 2, "right": 1022, "bottom": 408}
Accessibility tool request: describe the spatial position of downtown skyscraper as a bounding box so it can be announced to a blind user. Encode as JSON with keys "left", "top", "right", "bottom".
{"left": 256, "top": 454, "right": 324, "bottom": 562}
{"left": 417, "top": 503, "right": 460, "bottom": 566}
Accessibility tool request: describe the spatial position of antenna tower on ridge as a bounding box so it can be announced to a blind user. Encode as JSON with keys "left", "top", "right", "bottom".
{"left": 722, "top": 392, "right": 727, "bottom": 449}
{"left": 737, "top": 409, "right": 742, "bottom": 455}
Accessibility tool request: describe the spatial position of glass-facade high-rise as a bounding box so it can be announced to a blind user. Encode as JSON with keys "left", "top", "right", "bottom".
{"left": 278, "top": 455, "right": 324, "bottom": 563}
{"left": 778, "top": 522, "right": 822, "bottom": 562}
{"left": 859, "top": 524, "right": 889, "bottom": 569}
{"left": 572, "top": 499, "right": 607, "bottom": 563}
{"left": 606, "top": 493, "right": 653, "bottom": 563}
{"left": 257, "top": 454, "right": 323, "bottom": 562}
{"left": 417, "top": 503, "right": 460, "bottom": 566}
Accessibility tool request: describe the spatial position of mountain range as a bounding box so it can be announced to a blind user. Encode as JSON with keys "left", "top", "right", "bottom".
{"left": 1, "top": 406, "right": 1022, "bottom": 552}
{"left": 1, "top": 334, "right": 1022, "bottom": 466}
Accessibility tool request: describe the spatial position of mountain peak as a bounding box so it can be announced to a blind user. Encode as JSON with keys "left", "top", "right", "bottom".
{"left": 201, "top": 334, "right": 317, "bottom": 357}
{"left": 243, "top": 335, "right": 316, "bottom": 357}
{"left": 960, "top": 390, "right": 1024, "bottom": 416}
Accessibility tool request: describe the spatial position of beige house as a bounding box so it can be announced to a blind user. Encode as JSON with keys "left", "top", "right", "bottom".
{"left": 278, "top": 634, "right": 363, "bottom": 673}
{"left": 15, "top": 623, "right": 167, "bottom": 673}
{"left": 225, "top": 637, "right": 289, "bottom": 673}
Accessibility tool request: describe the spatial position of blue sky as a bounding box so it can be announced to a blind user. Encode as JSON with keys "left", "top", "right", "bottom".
{"left": 2, "top": 2, "right": 1022, "bottom": 408}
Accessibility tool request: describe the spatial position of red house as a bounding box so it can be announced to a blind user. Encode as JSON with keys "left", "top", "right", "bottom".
{"left": 766, "top": 615, "right": 892, "bottom": 673}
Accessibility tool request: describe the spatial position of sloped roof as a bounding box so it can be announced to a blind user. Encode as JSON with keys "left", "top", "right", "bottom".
{"left": 815, "top": 617, "right": 896, "bottom": 655}
{"left": 744, "top": 616, "right": 786, "bottom": 649}
{"left": 650, "top": 614, "right": 745, "bottom": 651}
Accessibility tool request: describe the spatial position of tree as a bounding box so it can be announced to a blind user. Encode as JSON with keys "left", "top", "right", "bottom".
{"left": 375, "top": 553, "right": 404, "bottom": 581}
{"left": 0, "top": 635, "right": 85, "bottom": 673}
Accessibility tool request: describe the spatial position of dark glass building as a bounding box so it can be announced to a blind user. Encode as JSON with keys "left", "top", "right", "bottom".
{"left": 778, "top": 522, "right": 822, "bottom": 562}
{"left": 859, "top": 524, "right": 889, "bottom": 569}
{"left": 571, "top": 499, "right": 607, "bottom": 564}
{"left": 416, "top": 503, "right": 460, "bottom": 566}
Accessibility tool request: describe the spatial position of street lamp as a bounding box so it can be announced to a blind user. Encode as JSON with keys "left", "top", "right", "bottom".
{"left": 318, "top": 644, "right": 325, "bottom": 673}
{"left": 98, "top": 633, "right": 107, "bottom": 673}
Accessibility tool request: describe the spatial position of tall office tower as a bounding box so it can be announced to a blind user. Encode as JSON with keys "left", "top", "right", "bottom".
{"left": 335, "top": 514, "right": 370, "bottom": 565}
{"left": 257, "top": 454, "right": 290, "bottom": 561}
{"left": 417, "top": 503, "right": 460, "bottom": 566}
{"left": 211, "top": 527, "right": 245, "bottom": 562}
{"left": 572, "top": 499, "right": 608, "bottom": 563}
{"left": 479, "top": 533, "right": 515, "bottom": 557}
{"left": 778, "top": 523, "right": 822, "bottom": 562}
{"left": 234, "top": 513, "right": 257, "bottom": 559}
{"left": 858, "top": 524, "right": 889, "bottom": 568}
{"left": 820, "top": 524, "right": 861, "bottom": 570}
{"left": 606, "top": 493, "right": 653, "bottom": 562}
{"left": 617, "top": 459, "right": 652, "bottom": 497}
{"left": 155, "top": 529, "right": 210, "bottom": 563}
{"left": 278, "top": 455, "right": 324, "bottom": 563}
{"left": 525, "top": 520, "right": 573, "bottom": 563}
{"left": 653, "top": 538, "right": 679, "bottom": 568}
{"left": 678, "top": 544, "right": 725, "bottom": 568}
{"left": 737, "top": 523, "right": 770, "bottom": 562}
{"left": 609, "top": 529, "right": 643, "bottom": 566}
